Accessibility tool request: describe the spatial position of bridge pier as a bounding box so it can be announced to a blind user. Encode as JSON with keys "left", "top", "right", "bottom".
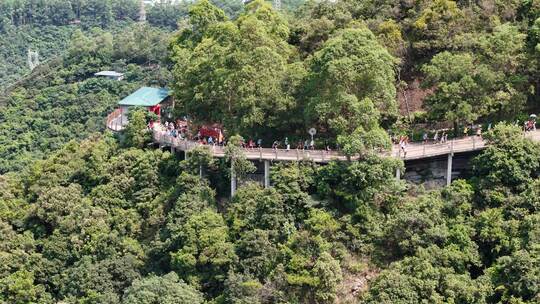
{"left": 264, "top": 160, "right": 270, "bottom": 188}
{"left": 446, "top": 153, "right": 453, "bottom": 186}
{"left": 396, "top": 167, "right": 401, "bottom": 181}
{"left": 231, "top": 162, "right": 237, "bottom": 198}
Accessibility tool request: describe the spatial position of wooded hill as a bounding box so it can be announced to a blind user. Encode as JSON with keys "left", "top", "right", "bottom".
{"left": 0, "top": 0, "right": 539, "bottom": 303}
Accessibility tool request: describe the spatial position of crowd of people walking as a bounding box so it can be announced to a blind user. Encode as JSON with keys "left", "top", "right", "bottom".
{"left": 152, "top": 120, "right": 326, "bottom": 151}
{"left": 422, "top": 131, "right": 449, "bottom": 144}
{"left": 152, "top": 116, "right": 538, "bottom": 156}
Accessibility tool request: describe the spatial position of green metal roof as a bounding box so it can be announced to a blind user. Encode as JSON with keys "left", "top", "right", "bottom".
{"left": 118, "top": 87, "right": 170, "bottom": 107}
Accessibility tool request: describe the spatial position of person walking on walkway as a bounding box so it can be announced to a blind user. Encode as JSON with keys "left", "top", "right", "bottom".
{"left": 285, "top": 137, "right": 290, "bottom": 152}
{"left": 325, "top": 141, "right": 331, "bottom": 152}
{"left": 423, "top": 132, "right": 428, "bottom": 144}
{"left": 433, "top": 131, "right": 439, "bottom": 143}
{"left": 399, "top": 136, "right": 408, "bottom": 157}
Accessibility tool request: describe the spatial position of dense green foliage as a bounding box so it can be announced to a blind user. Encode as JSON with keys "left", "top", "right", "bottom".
{"left": 0, "top": 0, "right": 305, "bottom": 89}
{"left": 422, "top": 24, "right": 528, "bottom": 127}
{"left": 172, "top": 0, "right": 398, "bottom": 149}
{"left": 0, "top": 24, "right": 171, "bottom": 174}
{"left": 0, "top": 0, "right": 144, "bottom": 89}
{"left": 1, "top": 122, "right": 539, "bottom": 303}
{"left": 172, "top": 0, "right": 540, "bottom": 140}
{"left": 0, "top": 25, "right": 75, "bottom": 88}
{"left": 1, "top": 0, "right": 540, "bottom": 303}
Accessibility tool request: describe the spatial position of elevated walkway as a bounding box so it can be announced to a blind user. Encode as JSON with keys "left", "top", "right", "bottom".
{"left": 106, "top": 109, "right": 126, "bottom": 131}
{"left": 152, "top": 126, "right": 540, "bottom": 193}
{"left": 153, "top": 130, "right": 349, "bottom": 163}
{"left": 153, "top": 127, "right": 540, "bottom": 162}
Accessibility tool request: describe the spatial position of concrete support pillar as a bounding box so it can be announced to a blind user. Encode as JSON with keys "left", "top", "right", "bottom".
{"left": 231, "top": 161, "right": 236, "bottom": 198}
{"left": 264, "top": 160, "right": 270, "bottom": 188}
{"left": 170, "top": 146, "right": 175, "bottom": 154}
{"left": 396, "top": 167, "right": 401, "bottom": 181}
{"left": 446, "top": 153, "right": 453, "bottom": 186}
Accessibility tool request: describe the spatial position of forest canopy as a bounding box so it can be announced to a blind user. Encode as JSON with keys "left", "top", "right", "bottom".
{"left": 1, "top": 0, "right": 540, "bottom": 303}
{"left": 171, "top": 0, "right": 540, "bottom": 147}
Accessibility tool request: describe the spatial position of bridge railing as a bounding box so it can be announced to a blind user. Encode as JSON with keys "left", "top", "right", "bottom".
{"left": 153, "top": 127, "right": 508, "bottom": 162}
{"left": 397, "top": 136, "right": 486, "bottom": 159}
{"left": 106, "top": 108, "right": 124, "bottom": 131}
{"left": 153, "top": 129, "right": 350, "bottom": 161}
{"left": 240, "top": 147, "right": 345, "bottom": 162}
{"left": 153, "top": 131, "right": 200, "bottom": 151}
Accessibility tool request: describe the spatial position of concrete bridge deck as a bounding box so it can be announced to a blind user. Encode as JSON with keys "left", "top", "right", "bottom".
{"left": 152, "top": 127, "right": 540, "bottom": 195}
{"left": 153, "top": 128, "right": 540, "bottom": 162}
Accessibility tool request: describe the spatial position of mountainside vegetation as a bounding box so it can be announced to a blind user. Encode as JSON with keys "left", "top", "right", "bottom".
{"left": 0, "top": 0, "right": 250, "bottom": 90}
{"left": 0, "top": 24, "right": 171, "bottom": 174}
{"left": 171, "top": 0, "right": 540, "bottom": 139}
{"left": 0, "top": 0, "right": 539, "bottom": 303}
{"left": 1, "top": 122, "right": 539, "bottom": 303}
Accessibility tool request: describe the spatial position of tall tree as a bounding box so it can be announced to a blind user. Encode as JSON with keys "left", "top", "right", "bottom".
{"left": 170, "top": 209, "right": 237, "bottom": 295}
{"left": 472, "top": 123, "right": 540, "bottom": 194}
{"left": 122, "top": 273, "right": 204, "bottom": 304}
{"left": 172, "top": 0, "right": 304, "bottom": 138}
{"left": 124, "top": 108, "right": 151, "bottom": 149}
{"left": 422, "top": 51, "right": 490, "bottom": 128}
{"left": 306, "top": 26, "right": 397, "bottom": 156}
{"left": 422, "top": 24, "right": 527, "bottom": 128}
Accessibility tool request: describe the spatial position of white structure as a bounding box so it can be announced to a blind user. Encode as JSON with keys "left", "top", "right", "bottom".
{"left": 27, "top": 49, "right": 40, "bottom": 71}
{"left": 139, "top": 0, "right": 147, "bottom": 22}
{"left": 94, "top": 71, "right": 124, "bottom": 81}
{"left": 143, "top": 0, "right": 183, "bottom": 5}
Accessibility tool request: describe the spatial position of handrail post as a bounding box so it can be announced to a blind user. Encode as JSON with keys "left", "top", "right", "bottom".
{"left": 451, "top": 139, "right": 454, "bottom": 153}
{"left": 259, "top": 147, "right": 262, "bottom": 160}
{"left": 423, "top": 143, "right": 426, "bottom": 156}
{"left": 472, "top": 135, "right": 476, "bottom": 149}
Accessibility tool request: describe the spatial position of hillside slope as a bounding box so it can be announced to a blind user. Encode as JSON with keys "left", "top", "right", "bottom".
{"left": 0, "top": 24, "right": 171, "bottom": 174}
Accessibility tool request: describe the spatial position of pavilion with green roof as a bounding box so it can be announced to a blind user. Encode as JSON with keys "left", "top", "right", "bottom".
{"left": 118, "top": 87, "right": 170, "bottom": 107}
{"left": 107, "top": 87, "right": 171, "bottom": 131}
